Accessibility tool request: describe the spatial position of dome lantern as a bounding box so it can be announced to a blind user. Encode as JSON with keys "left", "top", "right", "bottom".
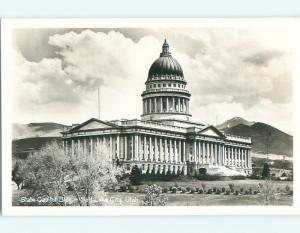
{"left": 161, "top": 39, "right": 170, "bottom": 56}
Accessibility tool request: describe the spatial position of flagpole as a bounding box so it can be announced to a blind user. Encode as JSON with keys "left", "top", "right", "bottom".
{"left": 98, "top": 87, "right": 100, "bottom": 119}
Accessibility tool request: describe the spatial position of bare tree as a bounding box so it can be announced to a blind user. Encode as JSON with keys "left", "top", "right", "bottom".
{"left": 23, "top": 141, "right": 69, "bottom": 205}
{"left": 66, "top": 141, "right": 122, "bottom": 206}
{"left": 258, "top": 178, "right": 274, "bottom": 206}
{"left": 21, "top": 140, "right": 122, "bottom": 206}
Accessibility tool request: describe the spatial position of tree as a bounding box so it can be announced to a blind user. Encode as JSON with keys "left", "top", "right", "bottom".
{"left": 21, "top": 140, "right": 122, "bottom": 206}
{"left": 23, "top": 141, "right": 69, "bottom": 205}
{"left": 67, "top": 143, "right": 122, "bottom": 206}
{"left": 129, "top": 165, "right": 143, "bottom": 185}
{"left": 12, "top": 160, "right": 25, "bottom": 190}
{"left": 141, "top": 184, "right": 168, "bottom": 206}
{"left": 262, "top": 162, "right": 270, "bottom": 178}
{"left": 258, "top": 179, "right": 274, "bottom": 205}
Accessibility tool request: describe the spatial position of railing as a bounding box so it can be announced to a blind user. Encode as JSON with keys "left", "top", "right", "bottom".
{"left": 142, "top": 88, "right": 190, "bottom": 95}
{"left": 120, "top": 119, "right": 187, "bottom": 133}
{"left": 225, "top": 134, "right": 251, "bottom": 143}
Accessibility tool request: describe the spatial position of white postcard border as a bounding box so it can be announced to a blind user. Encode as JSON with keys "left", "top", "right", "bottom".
{"left": 2, "top": 18, "right": 300, "bottom": 216}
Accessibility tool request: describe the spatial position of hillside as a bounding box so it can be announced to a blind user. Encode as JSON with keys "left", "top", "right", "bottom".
{"left": 222, "top": 122, "right": 293, "bottom": 157}
{"left": 12, "top": 137, "right": 62, "bottom": 159}
{"left": 217, "top": 117, "right": 254, "bottom": 130}
{"left": 13, "top": 122, "right": 66, "bottom": 139}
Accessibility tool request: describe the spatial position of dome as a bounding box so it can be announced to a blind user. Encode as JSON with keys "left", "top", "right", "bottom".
{"left": 148, "top": 40, "right": 184, "bottom": 78}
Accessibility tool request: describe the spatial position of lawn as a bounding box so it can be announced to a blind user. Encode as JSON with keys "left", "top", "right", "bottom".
{"left": 12, "top": 179, "right": 293, "bottom": 206}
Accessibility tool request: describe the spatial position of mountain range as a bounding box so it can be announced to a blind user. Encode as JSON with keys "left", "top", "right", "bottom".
{"left": 216, "top": 117, "right": 293, "bottom": 157}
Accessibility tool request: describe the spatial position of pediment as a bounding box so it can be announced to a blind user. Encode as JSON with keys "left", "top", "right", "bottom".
{"left": 70, "top": 118, "right": 116, "bottom": 132}
{"left": 198, "top": 126, "right": 224, "bottom": 138}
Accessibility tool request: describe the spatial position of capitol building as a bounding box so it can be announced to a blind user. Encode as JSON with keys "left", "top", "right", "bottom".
{"left": 62, "top": 40, "right": 252, "bottom": 175}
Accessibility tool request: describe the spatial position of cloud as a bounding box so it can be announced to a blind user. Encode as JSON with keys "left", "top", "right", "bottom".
{"left": 243, "top": 50, "right": 284, "bottom": 66}
{"left": 12, "top": 28, "right": 293, "bottom": 132}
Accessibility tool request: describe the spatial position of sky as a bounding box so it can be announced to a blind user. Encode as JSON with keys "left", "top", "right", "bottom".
{"left": 11, "top": 27, "right": 293, "bottom": 133}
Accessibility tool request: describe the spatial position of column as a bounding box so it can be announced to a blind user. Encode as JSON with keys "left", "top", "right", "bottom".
{"left": 159, "top": 138, "right": 163, "bottom": 161}
{"left": 215, "top": 143, "right": 218, "bottom": 165}
{"left": 154, "top": 137, "right": 158, "bottom": 162}
{"left": 149, "top": 136, "right": 153, "bottom": 161}
{"left": 84, "top": 138, "right": 87, "bottom": 157}
{"left": 172, "top": 97, "right": 175, "bottom": 112}
{"left": 154, "top": 98, "right": 157, "bottom": 113}
{"left": 134, "top": 134, "right": 138, "bottom": 161}
{"left": 230, "top": 147, "right": 233, "bottom": 166}
{"left": 193, "top": 141, "right": 196, "bottom": 162}
{"left": 139, "top": 135, "right": 142, "bottom": 161}
{"left": 77, "top": 139, "right": 80, "bottom": 156}
{"left": 166, "top": 97, "right": 169, "bottom": 112}
{"left": 149, "top": 98, "right": 152, "bottom": 113}
{"left": 211, "top": 142, "right": 214, "bottom": 164}
{"left": 131, "top": 135, "right": 134, "bottom": 161}
{"left": 71, "top": 139, "right": 74, "bottom": 157}
{"left": 187, "top": 100, "right": 189, "bottom": 113}
{"left": 238, "top": 148, "right": 241, "bottom": 167}
{"left": 179, "top": 98, "right": 182, "bottom": 112}
{"left": 160, "top": 97, "right": 163, "bottom": 112}
{"left": 201, "top": 141, "right": 206, "bottom": 164}
{"left": 182, "top": 141, "right": 186, "bottom": 162}
{"left": 174, "top": 140, "right": 178, "bottom": 163}
{"left": 144, "top": 135, "right": 148, "bottom": 160}
{"left": 168, "top": 139, "right": 172, "bottom": 162}
{"left": 124, "top": 136, "right": 128, "bottom": 160}
{"left": 198, "top": 141, "right": 201, "bottom": 164}
{"left": 90, "top": 138, "right": 93, "bottom": 157}
{"left": 178, "top": 140, "right": 182, "bottom": 163}
{"left": 206, "top": 142, "right": 210, "bottom": 164}
{"left": 164, "top": 138, "right": 168, "bottom": 162}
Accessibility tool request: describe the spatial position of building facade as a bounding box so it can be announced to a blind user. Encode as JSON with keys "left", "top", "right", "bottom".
{"left": 62, "top": 40, "right": 252, "bottom": 175}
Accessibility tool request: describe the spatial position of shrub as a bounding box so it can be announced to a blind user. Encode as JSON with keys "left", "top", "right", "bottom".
{"left": 285, "top": 185, "right": 291, "bottom": 193}
{"left": 212, "top": 187, "right": 217, "bottom": 192}
{"left": 230, "top": 175, "right": 246, "bottom": 180}
{"left": 207, "top": 189, "right": 212, "bottom": 194}
{"left": 225, "top": 190, "right": 230, "bottom": 195}
{"left": 253, "top": 190, "right": 258, "bottom": 195}
{"left": 248, "top": 188, "right": 253, "bottom": 195}
{"left": 171, "top": 187, "right": 177, "bottom": 193}
{"left": 234, "top": 190, "right": 239, "bottom": 195}
{"left": 127, "top": 185, "right": 134, "bottom": 192}
{"left": 288, "top": 190, "right": 293, "bottom": 196}
{"left": 162, "top": 187, "right": 168, "bottom": 193}
{"left": 244, "top": 190, "right": 249, "bottom": 195}
{"left": 190, "top": 187, "right": 197, "bottom": 194}
{"left": 216, "top": 189, "right": 221, "bottom": 195}
{"left": 201, "top": 183, "right": 206, "bottom": 192}
{"left": 186, "top": 186, "right": 191, "bottom": 192}
{"left": 181, "top": 188, "right": 186, "bottom": 193}
{"left": 221, "top": 187, "right": 226, "bottom": 193}
{"left": 198, "top": 189, "right": 203, "bottom": 194}
{"left": 240, "top": 188, "right": 244, "bottom": 193}
{"left": 141, "top": 184, "right": 168, "bottom": 206}
{"left": 129, "top": 165, "right": 143, "bottom": 185}
{"left": 228, "top": 183, "right": 235, "bottom": 192}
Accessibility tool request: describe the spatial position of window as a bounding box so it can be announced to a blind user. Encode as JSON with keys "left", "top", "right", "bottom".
{"left": 163, "top": 83, "right": 166, "bottom": 87}
{"left": 168, "top": 83, "right": 171, "bottom": 87}
{"left": 158, "top": 84, "right": 161, "bottom": 87}
{"left": 173, "top": 83, "right": 176, "bottom": 87}
{"left": 153, "top": 84, "right": 156, "bottom": 87}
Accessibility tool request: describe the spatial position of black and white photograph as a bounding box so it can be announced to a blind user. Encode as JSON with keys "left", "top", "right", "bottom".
{"left": 1, "top": 18, "right": 299, "bottom": 215}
